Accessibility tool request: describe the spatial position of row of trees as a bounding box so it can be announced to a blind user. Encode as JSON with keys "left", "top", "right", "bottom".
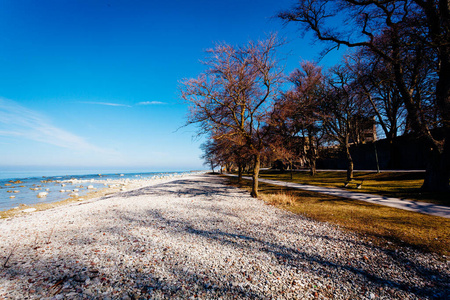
{"left": 181, "top": 0, "right": 449, "bottom": 197}
{"left": 279, "top": 0, "right": 449, "bottom": 192}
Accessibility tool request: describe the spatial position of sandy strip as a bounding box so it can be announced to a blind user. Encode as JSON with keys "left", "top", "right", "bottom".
{"left": 0, "top": 174, "right": 448, "bottom": 299}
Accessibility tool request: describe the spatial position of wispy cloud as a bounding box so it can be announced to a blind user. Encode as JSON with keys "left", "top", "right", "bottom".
{"left": 78, "top": 101, "right": 132, "bottom": 107}
{"left": 0, "top": 98, "right": 114, "bottom": 154}
{"left": 137, "top": 101, "right": 167, "bottom": 105}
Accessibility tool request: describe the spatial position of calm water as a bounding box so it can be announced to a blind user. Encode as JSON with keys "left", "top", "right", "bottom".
{"left": 0, "top": 170, "right": 190, "bottom": 211}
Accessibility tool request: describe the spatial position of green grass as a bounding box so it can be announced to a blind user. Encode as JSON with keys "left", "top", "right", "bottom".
{"left": 226, "top": 176, "right": 450, "bottom": 257}
{"left": 255, "top": 170, "right": 450, "bottom": 206}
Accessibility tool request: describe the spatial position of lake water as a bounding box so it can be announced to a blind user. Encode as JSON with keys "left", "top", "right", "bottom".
{"left": 0, "top": 170, "right": 190, "bottom": 211}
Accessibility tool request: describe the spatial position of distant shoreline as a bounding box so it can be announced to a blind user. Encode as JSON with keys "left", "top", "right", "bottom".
{"left": 1, "top": 174, "right": 447, "bottom": 299}
{"left": 0, "top": 171, "right": 204, "bottom": 216}
{"left": 0, "top": 168, "right": 199, "bottom": 181}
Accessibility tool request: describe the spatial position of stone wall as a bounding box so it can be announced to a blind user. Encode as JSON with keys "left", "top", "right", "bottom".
{"left": 317, "top": 135, "right": 428, "bottom": 170}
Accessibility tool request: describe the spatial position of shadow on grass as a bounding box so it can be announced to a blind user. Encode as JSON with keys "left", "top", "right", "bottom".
{"left": 227, "top": 176, "right": 450, "bottom": 255}
{"left": 258, "top": 170, "right": 450, "bottom": 206}
{"left": 122, "top": 206, "right": 448, "bottom": 299}
{"left": 370, "top": 172, "right": 425, "bottom": 181}
{"left": 2, "top": 175, "right": 448, "bottom": 299}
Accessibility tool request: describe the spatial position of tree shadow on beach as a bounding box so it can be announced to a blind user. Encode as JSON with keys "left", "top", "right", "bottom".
{"left": 101, "top": 176, "right": 242, "bottom": 202}
{"left": 145, "top": 210, "right": 450, "bottom": 298}
{"left": 1, "top": 174, "right": 449, "bottom": 299}
{"left": 111, "top": 201, "right": 449, "bottom": 299}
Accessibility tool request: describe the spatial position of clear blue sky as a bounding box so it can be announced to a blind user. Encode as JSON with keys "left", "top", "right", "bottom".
{"left": 0, "top": 0, "right": 343, "bottom": 172}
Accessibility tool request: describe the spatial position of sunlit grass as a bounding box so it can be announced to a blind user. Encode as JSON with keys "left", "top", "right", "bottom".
{"left": 255, "top": 170, "right": 449, "bottom": 206}
{"left": 261, "top": 191, "right": 296, "bottom": 206}
{"left": 227, "top": 176, "right": 450, "bottom": 257}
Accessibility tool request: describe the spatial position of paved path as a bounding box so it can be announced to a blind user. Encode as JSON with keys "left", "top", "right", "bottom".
{"left": 226, "top": 174, "right": 450, "bottom": 218}
{"left": 1, "top": 175, "right": 448, "bottom": 299}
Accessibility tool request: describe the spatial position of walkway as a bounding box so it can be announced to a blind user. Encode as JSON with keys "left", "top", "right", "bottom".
{"left": 1, "top": 174, "right": 448, "bottom": 298}
{"left": 226, "top": 174, "right": 450, "bottom": 218}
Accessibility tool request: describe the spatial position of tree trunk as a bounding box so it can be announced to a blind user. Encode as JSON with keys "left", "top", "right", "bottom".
{"left": 310, "top": 158, "right": 316, "bottom": 176}
{"left": 427, "top": 35, "right": 450, "bottom": 193}
{"left": 444, "top": 129, "right": 450, "bottom": 193}
{"left": 373, "top": 142, "right": 380, "bottom": 173}
{"left": 238, "top": 161, "right": 243, "bottom": 183}
{"left": 308, "top": 131, "right": 317, "bottom": 176}
{"left": 422, "top": 146, "right": 450, "bottom": 193}
{"left": 345, "top": 138, "right": 354, "bottom": 181}
{"left": 392, "top": 36, "right": 449, "bottom": 192}
{"left": 251, "top": 153, "right": 261, "bottom": 198}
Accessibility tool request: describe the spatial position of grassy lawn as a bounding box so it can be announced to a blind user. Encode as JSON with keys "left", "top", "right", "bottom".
{"left": 226, "top": 176, "right": 450, "bottom": 257}
{"left": 254, "top": 170, "right": 450, "bottom": 206}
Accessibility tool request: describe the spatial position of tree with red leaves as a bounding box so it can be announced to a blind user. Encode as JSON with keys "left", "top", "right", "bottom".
{"left": 181, "top": 35, "right": 284, "bottom": 197}
{"left": 272, "top": 61, "right": 326, "bottom": 177}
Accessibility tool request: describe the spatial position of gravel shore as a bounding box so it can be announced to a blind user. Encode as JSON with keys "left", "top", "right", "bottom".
{"left": 0, "top": 174, "right": 448, "bottom": 299}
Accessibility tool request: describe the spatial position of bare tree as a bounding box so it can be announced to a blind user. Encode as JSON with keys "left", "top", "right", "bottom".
{"left": 200, "top": 139, "right": 222, "bottom": 173}
{"left": 323, "top": 62, "right": 369, "bottom": 181}
{"left": 280, "top": 0, "right": 450, "bottom": 191}
{"left": 272, "top": 61, "right": 325, "bottom": 176}
{"left": 343, "top": 52, "right": 406, "bottom": 168}
{"left": 181, "top": 35, "right": 284, "bottom": 197}
{"left": 347, "top": 52, "right": 407, "bottom": 141}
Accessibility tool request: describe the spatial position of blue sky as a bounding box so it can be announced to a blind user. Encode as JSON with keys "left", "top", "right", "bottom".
{"left": 0, "top": 0, "right": 344, "bottom": 172}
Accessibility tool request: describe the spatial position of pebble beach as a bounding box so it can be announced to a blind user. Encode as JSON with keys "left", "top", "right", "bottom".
{"left": 0, "top": 174, "right": 448, "bottom": 299}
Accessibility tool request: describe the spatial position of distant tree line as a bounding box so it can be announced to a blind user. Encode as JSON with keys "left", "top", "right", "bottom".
{"left": 181, "top": 0, "right": 449, "bottom": 197}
